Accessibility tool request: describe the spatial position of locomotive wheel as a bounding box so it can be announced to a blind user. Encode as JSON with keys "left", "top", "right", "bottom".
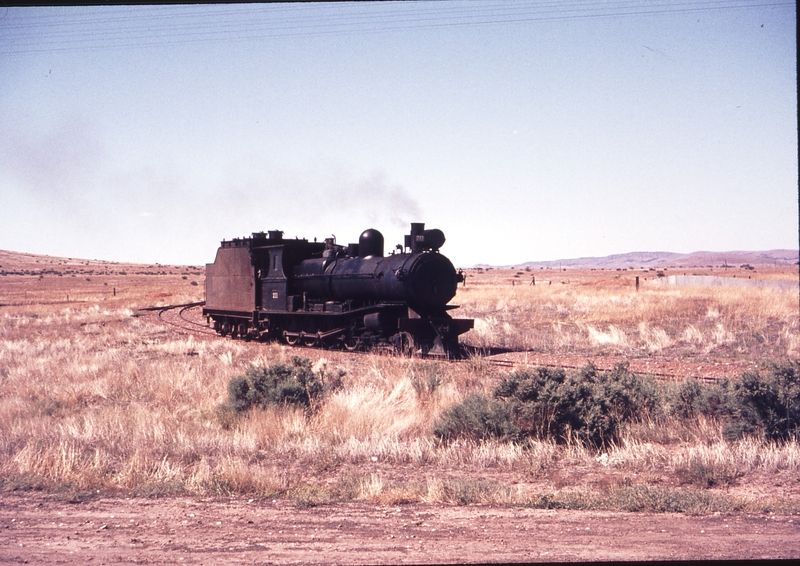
{"left": 343, "top": 335, "right": 360, "bottom": 351}
{"left": 284, "top": 331, "right": 300, "bottom": 346}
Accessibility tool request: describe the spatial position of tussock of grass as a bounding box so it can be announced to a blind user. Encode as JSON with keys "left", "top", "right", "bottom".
{"left": 600, "top": 485, "right": 743, "bottom": 515}
{"left": 278, "top": 473, "right": 800, "bottom": 515}
{"left": 526, "top": 484, "right": 800, "bottom": 515}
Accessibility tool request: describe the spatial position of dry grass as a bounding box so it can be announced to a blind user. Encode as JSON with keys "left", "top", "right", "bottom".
{"left": 458, "top": 276, "right": 799, "bottom": 359}
{"left": 0, "top": 258, "right": 799, "bottom": 513}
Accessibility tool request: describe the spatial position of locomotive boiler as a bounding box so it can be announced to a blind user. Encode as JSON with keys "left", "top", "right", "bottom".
{"left": 203, "top": 223, "right": 473, "bottom": 357}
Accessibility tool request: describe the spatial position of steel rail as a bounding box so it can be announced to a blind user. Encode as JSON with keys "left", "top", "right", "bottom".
{"left": 478, "top": 358, "right": 720, "bottom": 383}
{"left": 146, "top": 301, "right": 219, "bottom": 336}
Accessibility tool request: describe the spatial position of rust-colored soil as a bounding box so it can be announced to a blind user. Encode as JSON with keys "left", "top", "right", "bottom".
{"left": 2, "top": 493, "right": 799, "bottom": 564}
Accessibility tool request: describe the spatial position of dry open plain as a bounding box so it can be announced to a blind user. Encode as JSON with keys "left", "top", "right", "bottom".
{"left": 1, "top": 248, "right": 799, "bottom": 563}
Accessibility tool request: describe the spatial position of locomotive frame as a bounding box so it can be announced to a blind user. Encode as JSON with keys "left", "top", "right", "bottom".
{"left": 203, "top": 223, "right": 473, "bottom": 357}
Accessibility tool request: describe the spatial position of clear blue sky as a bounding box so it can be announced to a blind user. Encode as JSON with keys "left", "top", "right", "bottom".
{"left": 1, "top": 1, "right": 796, "bottom": 267}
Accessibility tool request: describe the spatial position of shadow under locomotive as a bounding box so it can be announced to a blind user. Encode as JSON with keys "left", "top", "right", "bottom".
{"left": 203, "top": 223, "right": 474, "bottom": 358}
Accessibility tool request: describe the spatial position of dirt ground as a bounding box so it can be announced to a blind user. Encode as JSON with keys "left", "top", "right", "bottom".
{"left": 1, "top": 492, "right": 799, "bottom": 564}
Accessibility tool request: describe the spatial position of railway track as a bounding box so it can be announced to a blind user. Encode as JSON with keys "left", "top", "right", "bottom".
{"left": 137, "top": 301, "right": 218, "bottom": 336}
{"left": 144, "top": 302, "right": 731, "bottom": 382}
{"left": 479, "top": 357, "right": 720, "bottom": 383}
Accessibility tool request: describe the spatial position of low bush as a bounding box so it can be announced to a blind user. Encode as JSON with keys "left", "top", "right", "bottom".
{"left": 226, "top": 356, "right": 327, "bottom": 413}
{"left": 725, "top": 360, "right": 800, "bottom": 440}
{"left": 505, "top": 362, "right": 658, "bottom": 447}
{"left": 433, "top": 392, "right": 518, "bottom": 443}
{"left": 439, "top": 359, "right": 799, "bottom": 446}
{"left": 435, "top": 363, "right": 659, "bottom": 448}
{"left": 667, "top": 360, "right": 800, "bottom": 441}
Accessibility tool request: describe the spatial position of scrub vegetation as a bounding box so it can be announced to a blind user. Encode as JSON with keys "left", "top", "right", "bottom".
{"left": 434, "top": 361, "right": 800, "bottom": 447}
{"left": 0, "top": 253, "right": 798, "bottom": 514}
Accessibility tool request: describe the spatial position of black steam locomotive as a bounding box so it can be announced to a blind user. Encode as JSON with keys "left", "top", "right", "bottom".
{"left": 203, "top": 223, "right": 473, "bottom": 357}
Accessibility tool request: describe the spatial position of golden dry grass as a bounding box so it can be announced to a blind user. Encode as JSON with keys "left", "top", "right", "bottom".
{"left": 457, "top": 273, "right": 799, "bottom": 358}
{"left": 0, "top": 256, "right": 798, "bottom": 512}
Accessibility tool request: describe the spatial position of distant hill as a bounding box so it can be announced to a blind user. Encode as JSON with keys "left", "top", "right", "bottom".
{"left": 1, "top": 247, "right": 798, "bottom": 273}
{"left": 476, "top": 249, "right": 799, "bottom": 269}
{"left": 0, "top": 249, "right": 195, "bottom": 272}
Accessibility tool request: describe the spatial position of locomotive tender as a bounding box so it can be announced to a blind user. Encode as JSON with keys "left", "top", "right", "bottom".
{"left": 203, "top": 223, "right": 473, "bottom": 357}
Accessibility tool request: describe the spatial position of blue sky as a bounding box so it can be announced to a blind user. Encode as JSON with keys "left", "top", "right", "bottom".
{"left": 0, "top": 1, "right": 796, "bottom": 267}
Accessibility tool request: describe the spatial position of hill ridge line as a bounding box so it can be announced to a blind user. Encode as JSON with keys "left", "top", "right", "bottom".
{"left": 475, "top": 249, "right": 799, "bottom": 269}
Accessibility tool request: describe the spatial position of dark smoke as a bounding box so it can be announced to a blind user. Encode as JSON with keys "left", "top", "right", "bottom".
{"left": 336, "top": 170, "right": 423, "bottom": 229}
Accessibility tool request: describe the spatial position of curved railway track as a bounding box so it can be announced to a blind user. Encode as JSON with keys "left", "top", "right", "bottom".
{"left": 143, "top": 302, "right": 735, "bottom": 382}
{"left": 137, "top": 301, "right": 218, "bottom": 336}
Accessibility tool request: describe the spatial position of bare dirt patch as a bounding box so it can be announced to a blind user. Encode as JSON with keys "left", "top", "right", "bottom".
{"left": 2, "top": 493, "right": 799, "bottom": 564}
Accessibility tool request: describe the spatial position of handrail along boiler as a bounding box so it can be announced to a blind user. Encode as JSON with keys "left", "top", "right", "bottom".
{"left": 203, "top": 223, "right": 473, "bottom": 356}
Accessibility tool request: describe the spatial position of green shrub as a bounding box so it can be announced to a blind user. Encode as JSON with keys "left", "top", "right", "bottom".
{"left": 670, "top": 378, "right": 704, "bottom": 419}
{"left": 667, "top": 378, "right": 731, "bottom": 426}
{"left": 494, "top": 363, "right": 658, "bottom": 448}
{"left": 433, "top": 392, "right": 518, "bottom": 443}
{"left": 226, "top": 356, "right": 326, "bottom": 413}
{"left": 725, "top": 360, "right": 800, "bottom": 441}
{"left": 666, "top": 361, "right": 800, "bottom": 441}
{"left": 434, "top": 363, "right": 658, "bottom": 448}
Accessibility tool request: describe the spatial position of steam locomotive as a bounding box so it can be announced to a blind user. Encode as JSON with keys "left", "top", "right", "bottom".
{"left": 203, "top": 223, "right": 473, "bottom": 357}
